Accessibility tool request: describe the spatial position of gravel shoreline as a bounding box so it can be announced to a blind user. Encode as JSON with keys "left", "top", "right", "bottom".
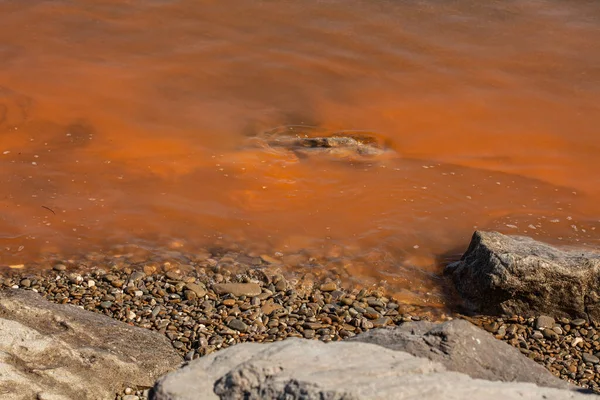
{"left": 2, "top": 252, "right": 600, "bottom": 398}
{"left": 466, "top": 315, "right": 600, "bottom": 392}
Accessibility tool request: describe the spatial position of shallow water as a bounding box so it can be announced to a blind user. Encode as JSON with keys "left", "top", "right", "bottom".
{"left": 1, "top": 0, "right": 599, "bottom": 304}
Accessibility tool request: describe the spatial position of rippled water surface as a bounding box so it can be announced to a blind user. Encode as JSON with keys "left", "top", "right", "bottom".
{"left": 1, "top": 0, "right": 599, "bottom": 304}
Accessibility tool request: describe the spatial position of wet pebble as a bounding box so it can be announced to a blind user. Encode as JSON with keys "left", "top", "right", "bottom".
{"left": 583, "top": 353, "right": 600, "bottom": 364}
{"left": 228, "top": 318, "right": 248, "bottom": 332}
{"left": 319, "top": 282, "right": 337, "bottom": 292}
{"left": 100, "top": 301, "right": 113, "bottom": 309}
{"left": 53, "top": 264, "right": 67, "bottom": 272}
{"left": 535, "top": 316, "right": 555, "bottom": 330}
{"left": 213, "top": 282, "right": 261, "bottom": 297}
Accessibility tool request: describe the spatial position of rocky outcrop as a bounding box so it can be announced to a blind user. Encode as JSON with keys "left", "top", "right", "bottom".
{"left": 0, "top": 289, "right": 182, "bottom": 400}
{"left": 150, "top": 338, "right": 593, "bottom": 400}
{"left": 445, "top": 231, "right": 600, "bottom": 323}
{"left": 349, "top": 319, "right": 570, "bottom": 389}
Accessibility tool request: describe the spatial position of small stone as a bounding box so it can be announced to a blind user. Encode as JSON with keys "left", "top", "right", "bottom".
{"left": 319, "top": 282, "right": 337, "bottom": 292}
{"left": 552, "top": 326, "right": 563, "bottom": 335}
{"left": 274, "top": 279, "right": 287, "bottom": 292}
{"left": 165, "top": 271, "right": 181, "bottom": 280}
{"left": 151, "top": 306, "right": 162, "bottom": 318}
{"left": 228, "top": 319, "right": 248, "bottom": 332}
{"left": 583, "top": 353, "right": 600, "bottom": 364}
{"left": 185, "top": 282, "right": 207, "bottom": 297}
{"left": 542, "top": 328, "right": 559, "bottom": 340}
{"left": 87, "top": 280, "right": 96, "bottom": 287}
{"left": 222, "top": 299, "right": 236, "bottom": 306}
{"left": 122, "top": 396, "right": 139, "bottom": 400}
{"left": 53, "top": 264, "right": 67, "bottom": 271}
{"left": 532, "top": 331, "right": 544, "bottom": 340}
{"left": 364, "top": 312, "right": 381, "bottom": 320}
{"left": 341, "top": 297, "right": 354, "bottom": 306}
{"left": 185, "top": 350, "right": 195, "bottom": 361}
{"left": 100, "top": 301, "right": 112, "bottom": 309}
{"left": 261, "top": 302, "right": 283, "bottom": 315}
{"left": 304, "top": 322, "right": 323, "bottom": 330}
{"left": 129, "top": 271, "right": 146, "bottom": 281}
{"left": 260, "top": 255, "right": 281, "bottom": 265}
{"left": 506, "top": 324, "right": 518, "bottom": 335}
{"left": 111, "top": 280, "right": 125, "bottom": 288}
{"left": 572, "top": 337, "right": 583, "bottom": 347}
{"left": 68, "top": 274, "right": 83, "bottom": 284}
{"left": 213, "top": 283, "right": 261, "bottom": 297}
{"left": 483, "top": 322, "right": 498, "bottom": 333}
{"left": 535, "top": 316, "right": 555, "bottom": 330}
{"left": 184, "top": 290, "right": 197, "bottom": 301}
{"left": 124, "top": 388, "right": 133, "bottom": 395}
{"left": 366, "top": 298, "right": 384, "bottom": 308}
{"left": 172, "top": 341, "right": 185, "bottom": 349}
{"left": 372, "top": 317, "right": 392, "bottom": 328}
{"left": 496, "top": 325, "right": 506, "bottom": 337}
{"left": 20, "top": 279, "right": 31, "bottom": 288}
{"left": 143, "top": 265, "right": 157, "bottom": 275}
{"left": 568, "top": 364, "right": 578, "bottom": 374}
{"left": 572, "top": 318, "right": 587, "bottom": 327}
{"left": 303, "top": 329, "right": 316, "bottom": 339}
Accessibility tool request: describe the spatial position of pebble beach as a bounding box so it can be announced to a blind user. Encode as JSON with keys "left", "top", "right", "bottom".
{"left": 2, "top": 250, "right": 600, "bottom": 399}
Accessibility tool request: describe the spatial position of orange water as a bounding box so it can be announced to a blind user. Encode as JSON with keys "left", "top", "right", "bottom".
{"left": 1, "top": 0, "right": 599, "bottom": 302}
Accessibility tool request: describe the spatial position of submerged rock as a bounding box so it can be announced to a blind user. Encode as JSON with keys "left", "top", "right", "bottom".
{"left": 249, "top": 125, "right": 395, "bottom": 162}
{"left": 0, "top": 289, "right": 182, "bottom": 400}
{"left": 349, "top": 319, "right": 570, "bottom": 389}
{"left": 150, "top": 338, "right": 592, "bottom": 400}
{"left": 445, "top": 231, "right": 600, "bottom": 322}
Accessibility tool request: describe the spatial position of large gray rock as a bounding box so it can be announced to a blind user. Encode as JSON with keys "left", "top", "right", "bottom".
{"left": 349, "top": 319, "right": 569, "bottom": 389}
{"left": 445, "top": 231, "right": 600, "bottom": 322}
{"left": 150, "top": 338, "right": 594, "bottom": 400}
{"left": 0, "top": 289, "right": 182, "bottom": 400}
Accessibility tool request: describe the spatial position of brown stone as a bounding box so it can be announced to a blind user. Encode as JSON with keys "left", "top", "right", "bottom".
{"left": 261, "top": 302, "right": 283, "bottom": 316}
{"left": 213, "top": 283, "right": 262, "bottom": 297}
{"left": 319, "top": 282, "right": 337, "bottom": 292}
{"left": 185, "top": 282, "right": 207, "bottom": 297}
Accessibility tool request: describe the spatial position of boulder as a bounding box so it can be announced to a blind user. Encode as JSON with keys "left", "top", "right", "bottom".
{"left": 150, "top": 338, "right": 592, "bottom": 400}
{"left": 0, "top": 289, "right": 182, "bottom": 400}
{"left": 445, "top": 231, "right": 600, "bottom": 322}
{"left": 349, "top": 319, "right": 569, "bottom": 389}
